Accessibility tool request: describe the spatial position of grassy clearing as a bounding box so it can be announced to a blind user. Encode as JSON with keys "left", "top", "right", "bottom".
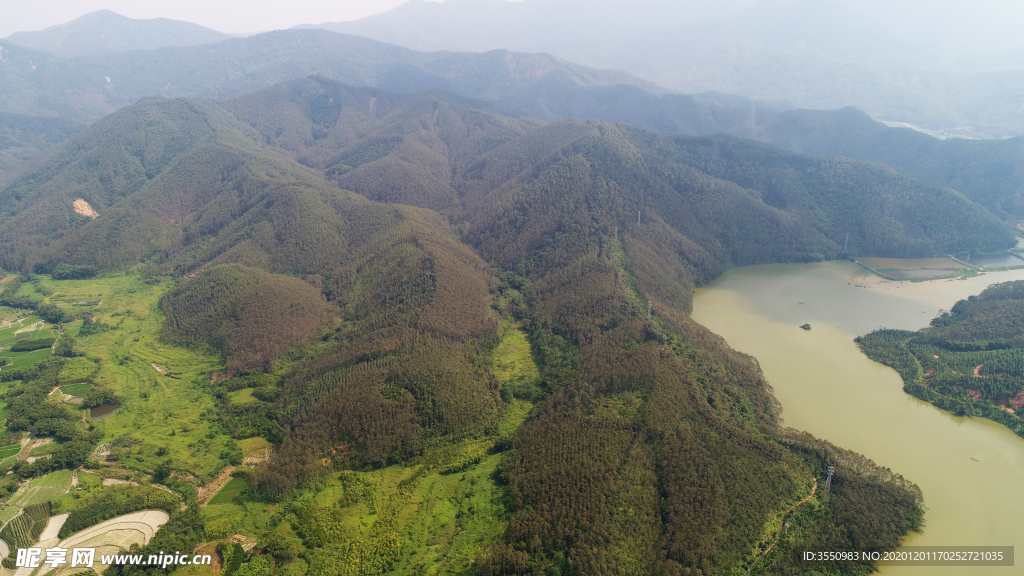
{"left": 31, "top": 273, "right": 230, "bottom": 482}
{"left": 238, "top": 437, "right": 270, "bottom": 456}
{"left": 228, "top": 388, "right": 258, "bottom": 405}
{"left": 29, "top": 444, "right": 55, "bottom": 456}
{"left": 491, "top": 327, "right": 539, "bottom": 383}
{"left": 57, "top": 357, "right": 99, "bottom": 384}
{"left": 59, "top": 383, "right": 93, "bottom": 397}
{"left": 0, "top": 507, "right": 19, "bottom": 524}
{"left": 31, "top": 469, "right": 73, "bottom": 489}
{"left": 490, "top": 324, "right": 542, "bottom": 402}
{"left": 0, "top": 445, "right": 20, "bottom": 460}
{"left": 3, "top": 346, "right": 54, "bottom": 369}
{"left": 208, "top": 477, "right": 248, "bottom": 505}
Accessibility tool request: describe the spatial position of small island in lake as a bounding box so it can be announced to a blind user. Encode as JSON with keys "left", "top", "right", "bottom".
{"left": 857, "top": 280, "right": 1024, "bottom": 438}
{"left": 800, "top": 323, "right": 812, "bottom": 330}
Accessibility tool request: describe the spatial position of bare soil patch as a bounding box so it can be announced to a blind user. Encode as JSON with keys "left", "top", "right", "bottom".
{"left": 72, "top": 198, "right": 99, "bottom": 219}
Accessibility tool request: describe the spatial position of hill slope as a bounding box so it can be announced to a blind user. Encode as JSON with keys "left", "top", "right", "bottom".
{"left": 0, "top": 80, "right": 940, "bottom": 574}
{"left": 5, "top": 10, "right": 231, "bottom": 57}
{"left": 760, "top": 107, "right": 1024, "bottom": 220}
{"left": 0, "top": 112, "right": 82, "bottom": 189}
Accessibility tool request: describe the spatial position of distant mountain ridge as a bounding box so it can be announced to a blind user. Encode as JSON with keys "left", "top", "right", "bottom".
{"left": 5, "top": 10, "right": 232, "bottom": 57}
{"left": 302, "top": 0, "right": 1024, "bottom": 137}
{"left": 0, "top": 29, "right": 667, "bottom": 124}
{"left": 758, "top": 107, "right": 1024, "bottom": 220}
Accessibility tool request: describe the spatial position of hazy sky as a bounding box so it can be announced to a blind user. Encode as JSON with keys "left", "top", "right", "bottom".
{"left": 3, "top": 0, "right": 1024, "bottom": 53}
{"left": 0, "top": 0, "right": 419, "bottom": 36}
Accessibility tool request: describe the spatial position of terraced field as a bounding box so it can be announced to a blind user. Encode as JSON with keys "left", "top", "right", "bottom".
{"left": 0, "top": 313, "right": 56, "bottom": 369}
{"left": 31, "top": 275, "right": 229, "bottom": 481}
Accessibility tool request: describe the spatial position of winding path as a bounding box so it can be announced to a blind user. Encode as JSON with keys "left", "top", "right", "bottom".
{"left": 748, "top": 477, "right": 818, "bottom": 574}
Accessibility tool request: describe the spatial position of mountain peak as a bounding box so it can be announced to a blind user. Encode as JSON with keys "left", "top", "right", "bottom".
{"left": 5, "top": 10, "right": 232, "bottom": 57}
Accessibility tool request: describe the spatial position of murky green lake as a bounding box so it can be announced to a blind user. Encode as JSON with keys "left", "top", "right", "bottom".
{"left": 692, "top": 261, "right": 1024, "bottom": 575}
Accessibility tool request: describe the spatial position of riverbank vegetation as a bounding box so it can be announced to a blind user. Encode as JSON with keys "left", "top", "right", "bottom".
{"left": 858, "top": 280, "right": 1024, "bottom": 437}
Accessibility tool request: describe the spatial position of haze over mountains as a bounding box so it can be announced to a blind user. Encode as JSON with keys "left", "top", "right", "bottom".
{"left": 306, "top": 0, "right": 1024, "bottom": 137}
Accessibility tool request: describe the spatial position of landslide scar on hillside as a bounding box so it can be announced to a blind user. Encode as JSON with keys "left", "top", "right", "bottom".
{"left": 73, "top": 198, "right": 99, "bottom": 219}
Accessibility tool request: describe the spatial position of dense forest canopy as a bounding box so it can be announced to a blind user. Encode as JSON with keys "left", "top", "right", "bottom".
{"left": 858, "top": 280, "right": 1024, "bottom": 438}
{"left": 0, "top": 78, "right": 941, "bottom": 574}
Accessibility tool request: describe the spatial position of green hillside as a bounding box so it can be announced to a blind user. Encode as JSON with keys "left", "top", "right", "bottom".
{"left": 160, "top": 264, "right": 336, "bottom": 371}
{"left": 0, "top": 80, "right": 942, "bottom": 574}
{"left": 858, "top": 280, "right": 1024, "bottom": 437}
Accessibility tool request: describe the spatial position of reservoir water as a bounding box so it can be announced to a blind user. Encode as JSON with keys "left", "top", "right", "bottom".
{"left": 692, "top": 261, "right": 1024, "bottom": 575}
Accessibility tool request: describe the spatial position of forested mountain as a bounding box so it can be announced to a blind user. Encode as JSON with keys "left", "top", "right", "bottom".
{"left": 757, "top": 107, "right": 1024, "bottom": 220}
{"left": 0, "top": 78, "right": 942, "bottom": 573}
{"left": 858, "top": 280, "right": 1024, "bottom": 438}
{"left": 5, "top": 17, "right": 1021, "bottom": 232}
{"left": 0, "top": 25, "right": 791, "bottom": 191}
{"left": 4, "top": 10, "right": 232, "bottom": 57}
{"left": 2, "top": 78, "right": 1011, "bottom": 276}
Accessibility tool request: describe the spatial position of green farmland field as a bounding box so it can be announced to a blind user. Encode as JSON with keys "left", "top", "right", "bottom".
{"left": 208, "top": 477, "right": 248, "bottom": 505}
{"left": 3, "top": 345, "right": 54, "bottom": 369}
{"left": 8, "top": 470, "right": 73, "bottom": 508}
{"left": 29, "top": 274, "right": 228, "bottom": 481}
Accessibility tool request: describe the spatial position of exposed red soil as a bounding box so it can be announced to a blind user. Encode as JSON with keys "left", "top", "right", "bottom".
{"left": 1011, "top": 390, "right": 1024, "bottom": 410}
